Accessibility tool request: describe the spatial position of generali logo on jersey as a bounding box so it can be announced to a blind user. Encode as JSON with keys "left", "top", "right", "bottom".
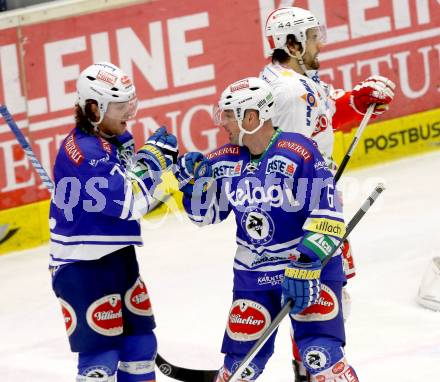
{"left": 293, "top": 284, "right": 339, "bottom": 322}
{"left": 86, "top": 294, "right": 123, "bottom": 336}
{"left": 59, "top": 298, "right": 77, "bottom": 336}
{"left": 207, "top": 145, "right": 240, "bottom": 160}
{"left": 124, "top": 277, "right": 153, "bottom": 316}
{"left": 63, "top": 133, "right": 84, "bottom": 165}
{"left": 276, "top": 140, "right": 311, "bottom": 161}
{"left": 226, "top": 299, "right": 271, "bottom": 341}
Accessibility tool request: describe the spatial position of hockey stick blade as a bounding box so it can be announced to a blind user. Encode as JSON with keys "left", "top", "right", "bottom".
{"left": 227, "top": 183, "right": 385, "bottom": 382}
{"left": 156, "top": 353, "right": 218, "bottom": 381}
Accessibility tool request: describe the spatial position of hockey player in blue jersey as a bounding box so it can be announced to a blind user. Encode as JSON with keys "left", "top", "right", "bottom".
{"left": 49, "top": 62, "right": 178, "bottom": 382}
{"left": 174, "top": 77, "right": 359, "bottom": 381}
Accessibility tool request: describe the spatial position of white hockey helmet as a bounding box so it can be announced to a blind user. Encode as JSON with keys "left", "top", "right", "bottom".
{"left": 265, "top": 7, "right": 325, "bottom": 55}
{"left": 76, "top": 62, "right": 138, "bottom": 125}
{"left": 214, "top": 77, "right": 274, "bottom": 146}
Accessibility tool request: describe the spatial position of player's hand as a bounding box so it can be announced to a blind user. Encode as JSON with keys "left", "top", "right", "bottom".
{"left": 351, "top": 75, "right": 395, "bottom": 115}
{"left": 114, "top": 130, "right": 135, "bottom": 169}
{"left": 173, "top": 152, "right": 212, "bottom": 195}
{"left": 282, "top": 259, "right": 321, "bottom": 315}
{"left": 136, "top": 127, "right": 178, "bottom": 172}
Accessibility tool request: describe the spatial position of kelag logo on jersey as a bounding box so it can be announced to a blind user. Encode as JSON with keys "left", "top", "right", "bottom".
{"left": 212, "top": 160, "right": 243, "bottom": 178}
{"left": 224, "top": 178, "right": 301, "bottom": 209}
{"left": 265, "top": 155, "right": 296, "bottom": 177}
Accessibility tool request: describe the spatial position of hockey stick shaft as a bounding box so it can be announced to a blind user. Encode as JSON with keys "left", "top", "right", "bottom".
{"left": 0, "top": 105, "right": 54, "bottom": 192}
{"left": 227, "top": 183, "right": 386, "bottom": 382}
{"left": 334, "top": 104, "right": 375, "bottom": 183}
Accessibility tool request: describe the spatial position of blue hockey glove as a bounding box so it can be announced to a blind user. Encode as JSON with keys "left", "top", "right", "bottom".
{"left": 114, "top": 130, "right": 135, "bottom": 169}
{"left": 173, "top": 152, "right": 212, "bottom": 195}
{"left": 135, "top": 127, "right": 178, "bottom": 172}
{"left": 282, "top": 259, "right": 322, "bottom": 315}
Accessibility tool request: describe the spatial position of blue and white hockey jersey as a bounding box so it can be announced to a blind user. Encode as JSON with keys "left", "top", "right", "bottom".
{"left": 183, "top": 131, "right": 346, "bottom": 291}
{"left": 49, "top": 126, "right": 154, "bottom": 266}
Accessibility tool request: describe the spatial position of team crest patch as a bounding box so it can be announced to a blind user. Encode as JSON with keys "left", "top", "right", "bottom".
{"left": 59, "top": 298, "right": 77, "bottom": 336}
{"left": 293, "top": 283, "right": 339, "bottom": 321}
{"left": 241, "top": 206, "right": 275, "bottom": 245}
{"left": 86, "top": 294, "right": 123, "bottom": 336}
{"left": 80, "top": 365, "right": 112, "bottom": 380}
{"left": 226, "top": 299, "right": 271, "bottom": 341}
{"left": 303, "top": 346, "right": 331, "bottom": 372}
{"left": 231, "top": 361, "right": 262, "bottom": 379}
{"left": 124, "top": 277, "right": 153, "bottom": 316}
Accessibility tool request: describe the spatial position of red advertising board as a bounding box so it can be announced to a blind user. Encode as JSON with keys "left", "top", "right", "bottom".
{"left": 0, "top": 0, "right": 439, "bottom": 210}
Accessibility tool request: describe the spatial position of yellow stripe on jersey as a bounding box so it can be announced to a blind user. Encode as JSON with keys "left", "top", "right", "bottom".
{"left": 305, "top": 218, "right": 346, "bottom": 238}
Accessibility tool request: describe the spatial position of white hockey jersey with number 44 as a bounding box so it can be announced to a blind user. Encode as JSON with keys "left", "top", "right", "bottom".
{"left": 261, "top": 63, "right": 336, "bottom": 161}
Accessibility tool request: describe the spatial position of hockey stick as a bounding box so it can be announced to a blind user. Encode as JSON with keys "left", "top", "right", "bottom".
{"left": 227, "top": 183, "right": 386, "bottom": 382}
{"left": 334, "top": 104, "right": 375, "bottom": 183}
{"left": 0, "top": 104, "right": 54, "bottom": 192}
{"left": 155, "top": 183, "right": 386, "bottom": 381}
{"left": 156, "top": 353, "right": 218, "bottom": 382}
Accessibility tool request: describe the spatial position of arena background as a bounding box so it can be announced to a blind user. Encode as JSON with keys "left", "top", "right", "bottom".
{"left": 0, "top": 0, "right": 439, "bottom": 254}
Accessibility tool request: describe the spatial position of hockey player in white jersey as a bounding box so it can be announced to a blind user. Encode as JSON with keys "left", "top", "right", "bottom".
{"left": 261, "top": 7, "right": 396, "bottom": 381}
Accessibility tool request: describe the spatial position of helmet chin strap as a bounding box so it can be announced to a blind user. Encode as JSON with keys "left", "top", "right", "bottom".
{"left": 237, "top": 119, "right": 265, "bottom": 146}
{"left": 90, "top": 105, "right": 116, "bottom": 138}
{"left": 283, "top": 46, "right": 309, "bottom": 78}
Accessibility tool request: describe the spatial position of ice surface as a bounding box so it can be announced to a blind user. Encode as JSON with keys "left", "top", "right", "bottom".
{"left": 1, "top": 151, "right": 439, "bottom": 381}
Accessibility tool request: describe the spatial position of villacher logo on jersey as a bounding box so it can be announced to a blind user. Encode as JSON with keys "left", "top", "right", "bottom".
{"left": 226, "top": 299, "right": 271, "bottom": 341}
{"left": 86, "top": 294, "right": 123, "bottom": 336}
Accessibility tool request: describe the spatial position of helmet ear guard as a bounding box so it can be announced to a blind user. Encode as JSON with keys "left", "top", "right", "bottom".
{"left": 76, "top": 62, "right": 138, "bottom": 126}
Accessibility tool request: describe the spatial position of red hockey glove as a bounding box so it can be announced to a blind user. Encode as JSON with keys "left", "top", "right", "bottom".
{"left": 350, "top": 75, "right": 395, "bottom": 115}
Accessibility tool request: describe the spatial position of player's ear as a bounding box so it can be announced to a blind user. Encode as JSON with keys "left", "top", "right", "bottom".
{"left": 286, "top": 35, "right": 302, "bottom": 55}
{"left": 246, "top": 110, "right": 259, "bottom": 127}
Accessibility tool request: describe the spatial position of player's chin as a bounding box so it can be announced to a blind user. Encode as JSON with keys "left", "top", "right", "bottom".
{"left": 116, "top": 121, "right": 127, "bottom": 135}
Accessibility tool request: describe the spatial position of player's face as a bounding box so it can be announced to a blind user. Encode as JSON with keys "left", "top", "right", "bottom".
{"left": 99, "top": 99, "right": 138, "bottom": 136}
{"left": 221, "top": 110, "right": 240, "bottom": 145}
{"left": 303, "top": 28, "right": 325, "bottom": 70}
